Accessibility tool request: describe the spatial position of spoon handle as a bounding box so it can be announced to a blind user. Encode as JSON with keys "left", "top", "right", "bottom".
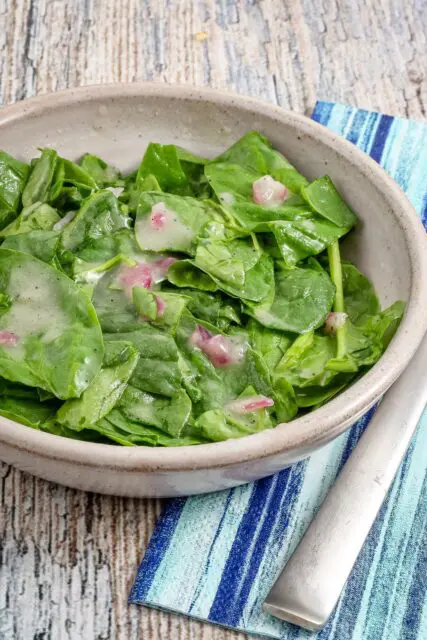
{"left": 263, "top": 333, "right": 427, "bottom": 631}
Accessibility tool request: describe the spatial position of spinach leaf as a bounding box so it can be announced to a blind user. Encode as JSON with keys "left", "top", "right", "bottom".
{"left": 1, "top": 230, "right": 61, "bottom": 264}
{"left": 0, "top": 249, "right": 104, "bottom": 399}
{"left": 135, "top": 192, "right": 219, "bottom": 253}
{"left": 301, "top": 176, "right": 357, "bottom": 228}
{"left": 260, "top": 217, "right": 351, "bottom": 267}
{"left": 92, "top": 409, "right": 204, "bottom": 446}
{"left": 247, "top": 318, "right": 292, "bottom": 370}
{"left": 135, "top": 143, "right": 209, "bottom": 198}
{"left": 171, "top": 288, "right": 240, "bottom": 331}
{"left": 272, "top": 377, "right": 298, "bottom": 422}
{"left": 167, "top": 259, "right": 218, "bottom": 292}
{"left": 22, "top": 148, "right": 58, "bottom": 207}
{"left": 137, "top": 143, "right": 189, "bottom": 193}
{"left": 0, "top": 395, "right": 57, "bottom": 428}
{"left": 195, "top": 385, "right": 274, "bottom": 442}
{"left": 132, "top": 288, "right": 190, "bottom": 328}
{"left": 246, "top": 264, "right": 335, "bottom": 333}
{"left": 342, "top": 263, "right": 380, "bottom": 324}
{"left": 210, "top": 131, "right": 308, "bottom": 193}
{"left": 61, "top": 190, "right": 129, "bottom": 253}
{"left": 117, "top": 384, "right": 192, "bottom": 437}
{"left": 194, "top": 239, "right": 275, "bottom": 303}
{"left": 56, "top": 340, "right": 139, "bottom": 430}
{"left": 276, "top": 332, "right": 338, "bottom": 387}
{"left": 104, "top": 329, "right": 183, "bottom": 397}
{"left": 0, "top": 151, "right": 30, "bottom": 229}
{"left": 61, "top": 158, "right": 97, "bottom": 193}
{"left": 0, "top": 202, "right": 60, "bottom": 237}
{"left": 80, "top": 154, "right": 123, "bottom": 187}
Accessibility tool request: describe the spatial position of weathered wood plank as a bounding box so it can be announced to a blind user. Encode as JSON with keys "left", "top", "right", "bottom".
{"left": 0, "top": 1, "right": 425, "bottom": 638}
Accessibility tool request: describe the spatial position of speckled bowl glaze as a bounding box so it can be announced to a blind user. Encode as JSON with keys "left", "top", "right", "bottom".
{"left": 0, "top": 84, "right": 426, "bottom": 497}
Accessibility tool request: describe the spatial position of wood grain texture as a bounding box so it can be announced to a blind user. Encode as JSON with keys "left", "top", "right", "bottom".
{"left": 0, "top": 1, "right": 425, "bottom": 638}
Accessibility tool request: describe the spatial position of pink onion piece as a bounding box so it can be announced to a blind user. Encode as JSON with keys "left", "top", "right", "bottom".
{"left": 252, "top": 175, "right": 288, "bottom": 206}
{"left": 189, "top": 326, "right": 247, "bottom": 367}
{"left": 0, "top": 331, "right": 18, "bottom": 346}
{"left": 118, "top": 263, "right": 153, "bottom": 295}
{"left": 150, "top": 257, "right": 177, "bottom": 283}
{"left": 189, "top": 324, "right": 212, "bottom": 346}
{"left": 325, "top": 311, "right": 348, "bottom": 334}
{"left": 117, "top": 256, "right": 177, "bottom": 297}
{"left": 156, "top": 296, "right": 166, "bottom": 317}
{"left": 227, "top": 395, "right": 274, "bottom": 414}
{"left": 150, "top": 203, "right": 167, "bottom": 230}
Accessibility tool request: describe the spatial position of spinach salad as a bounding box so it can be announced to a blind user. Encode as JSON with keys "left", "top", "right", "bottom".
{"left": 0, "top": 133, "right": 404, "bottom": 446}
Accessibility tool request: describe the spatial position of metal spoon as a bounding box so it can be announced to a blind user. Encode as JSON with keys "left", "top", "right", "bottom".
{"left": 263, "top": 332, "right": 427, "bottom": 631}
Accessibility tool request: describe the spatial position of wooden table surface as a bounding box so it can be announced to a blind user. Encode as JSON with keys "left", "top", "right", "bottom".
{"left": 0, "top": 1, "right": 426, "bottom": 639}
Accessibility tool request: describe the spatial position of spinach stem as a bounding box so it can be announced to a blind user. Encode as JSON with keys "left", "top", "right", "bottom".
{"left": 328, "top": 241, "right": 346, "bottom": 358}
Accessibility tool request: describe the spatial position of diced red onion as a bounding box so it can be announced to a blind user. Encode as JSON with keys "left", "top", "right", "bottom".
{"left": 325, "top": 311, "right": 348, "bottom": 334}
{"left": 227, "top": 395, "right": 274, "bottom": 414}
{"left": 156, "top": 296, "right": 165, "bottom": 317}
{"left": 118, "top": 263, "right": 153, "bottom": 295}
{"left": 189, "top": 324, "right": 212, "bottom": 346}
{"left": 189, "top": 325, "right": 246, "bottom": 367}
{"left": 118, "top": 256, "right": 177, "bottom": 296}
{"left": 150, "top": 203, "right": 167, "bottom": 230}
{"left": 0, "top": 331, "right": 18, "bottom": 346}
{"left": 252, "top": 175, "right": 288, "bottom": 206}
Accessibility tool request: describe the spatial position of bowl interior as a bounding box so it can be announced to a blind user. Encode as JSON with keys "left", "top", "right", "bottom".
{"left": 0, "top": 89, "right": 410, "bottom": 307}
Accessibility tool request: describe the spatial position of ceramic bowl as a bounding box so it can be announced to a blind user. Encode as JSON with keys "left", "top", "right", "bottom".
{"left": 0, "top": 84, "right": 426, "bottom": 497}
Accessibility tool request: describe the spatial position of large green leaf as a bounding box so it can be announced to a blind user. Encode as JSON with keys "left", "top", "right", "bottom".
{"left": 0, "top": 249, "right": 104, "bottom": 399}
{"left": 0, "top": 151, "right": 30, "bottom": 229}
{"left": 56, "top": 340, "right": 139, "bottom": 430}
{"left": 246, "top": 264, "right": 335, "bottom": 333}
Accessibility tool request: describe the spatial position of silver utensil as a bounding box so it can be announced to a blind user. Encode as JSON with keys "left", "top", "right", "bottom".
{"left": 263, "top": 332, "right": 427, "bottom": 631}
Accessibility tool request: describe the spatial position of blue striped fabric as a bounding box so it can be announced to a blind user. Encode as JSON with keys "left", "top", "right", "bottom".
{"left": 129, "top": 102, "right": 427, "bottom": 639}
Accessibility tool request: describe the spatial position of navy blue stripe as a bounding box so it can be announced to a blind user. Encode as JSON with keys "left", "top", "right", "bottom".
{"left": 345, "top": 109, "right": 370, "bottom": 145}
{"left": 369, "top": 114, "right": 394, "bottom": 163}
{"left": 208, "top": 463, "right": 305, "bottom": 625}
{"left": 312, "top": 101, "right": 334, "bottom": 126}
{"left": 128, "top": 497, "right": 187, "bottom": 602}
{"left": 336, "top": 406, "right": 377, "bottom": 475}
{"left": 420, "top": 193, "right": 427, "bottom": 231}
{"left": 245, "top": 461, "right": 307, "bottom": 624}
{"left": 208, "top": 475, "right": 280, "bottom": 624}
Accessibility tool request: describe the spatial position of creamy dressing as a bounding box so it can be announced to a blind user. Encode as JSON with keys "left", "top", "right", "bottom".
{"left": 2, "top": 262, "right": 71, "bottom": 354}
{"left": 219, "top": 192, "right": 236, "bottom": 205}
{"left": 136, "top": 202, "right": 194, "bottom": 251}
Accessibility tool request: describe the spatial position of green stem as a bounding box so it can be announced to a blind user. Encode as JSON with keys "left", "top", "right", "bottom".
{"left": 327, "top": 241, "right": 346, "bottom": 358}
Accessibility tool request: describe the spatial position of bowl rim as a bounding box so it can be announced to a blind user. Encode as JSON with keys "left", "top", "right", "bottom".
{"left": 0, "top": 81, "right": 426, "bottom": 472}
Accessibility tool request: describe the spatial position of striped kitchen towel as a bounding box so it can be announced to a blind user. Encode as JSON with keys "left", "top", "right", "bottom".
{"left": 129, "top": 102, "right": 427, "bottom": 639}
